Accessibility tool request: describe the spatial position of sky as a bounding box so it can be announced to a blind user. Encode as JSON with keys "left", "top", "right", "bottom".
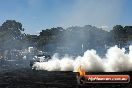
{"left": 0, "top": 0, "right": 132, "bottom": 34}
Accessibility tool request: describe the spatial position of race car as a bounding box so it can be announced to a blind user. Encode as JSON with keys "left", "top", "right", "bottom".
{"left": 30, "top": 54, "right": 51, "bottom": 67}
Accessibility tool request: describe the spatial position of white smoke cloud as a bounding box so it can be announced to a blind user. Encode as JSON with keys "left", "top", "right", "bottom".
{"left": 32, "top": 45, "right": 132, "bottom": 72}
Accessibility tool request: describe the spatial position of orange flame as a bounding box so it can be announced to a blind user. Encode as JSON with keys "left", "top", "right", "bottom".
{"left": 78, "top": 65, "right": 86, "bottom": 76}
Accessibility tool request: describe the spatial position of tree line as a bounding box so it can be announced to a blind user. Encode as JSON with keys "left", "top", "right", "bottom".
{"left": 0, "top": 20, "right": 132, "bottom": 55}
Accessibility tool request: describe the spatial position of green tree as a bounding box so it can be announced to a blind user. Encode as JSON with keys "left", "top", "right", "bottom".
{"left": 0, "top": 20, "right": 25, "bottom": 49}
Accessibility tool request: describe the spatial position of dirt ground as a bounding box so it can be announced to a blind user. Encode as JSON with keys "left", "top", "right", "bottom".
{"left": 0, "top": 60, "right": 132, "bottom": 88}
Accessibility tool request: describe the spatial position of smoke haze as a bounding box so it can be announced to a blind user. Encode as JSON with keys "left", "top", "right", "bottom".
{"left": 59, "top": 0, "right": 124, "bottom": 28}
